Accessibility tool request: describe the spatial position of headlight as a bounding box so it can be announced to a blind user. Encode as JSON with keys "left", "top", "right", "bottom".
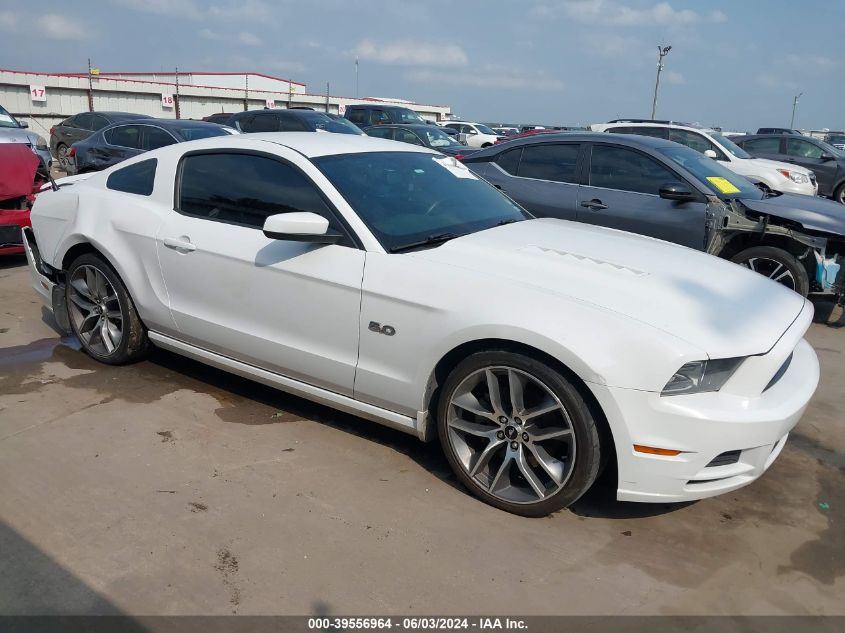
{"left": 777, "top": 169, "right": 809, "bottom": 184}
{"left": 661, "top": 358, "right": 744, "bottom": 396}
{"left": 35, "top": 135, "right": 48, "bottom": 150}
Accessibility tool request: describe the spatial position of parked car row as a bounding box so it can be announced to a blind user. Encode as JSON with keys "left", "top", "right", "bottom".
{"left": 22, "top": 131, "right": 823, "bottom": 517}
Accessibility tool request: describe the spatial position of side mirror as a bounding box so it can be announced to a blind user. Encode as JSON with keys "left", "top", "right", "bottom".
{"left": 262, "top": 212, "right": 341, "bottom": 244}
{"left": 466, "top": 129, "right": 478, "bottom": 135}
{"left": 659, "top": 182, "right": 698, "bottom": 202}
{"left": 704, "top": 149, "right": 718, "bottom": 159}
{"left": 19, "top": 121, "right": 29, "bottom": 129}
{"left": 821, "top": 153, "right": 835, "bottom": 161}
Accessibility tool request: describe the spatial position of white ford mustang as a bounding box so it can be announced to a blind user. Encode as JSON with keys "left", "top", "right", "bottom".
{"left": 24, "top": 133, "right": 819, "bottom": 516}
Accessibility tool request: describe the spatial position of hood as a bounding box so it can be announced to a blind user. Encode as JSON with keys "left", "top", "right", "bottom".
{"left": 412, "top": 218, "right": 806, "bottom": 358}
{"left": 0, "top": 127, "right": 38, "bottom": 145}
{"left": 738, "top": 192, "right": 845, "bottom": 236}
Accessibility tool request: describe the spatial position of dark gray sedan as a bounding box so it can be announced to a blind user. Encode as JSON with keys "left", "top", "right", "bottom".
{"left": 50, "top": 111, "right": 152, "bottom": 168}
{"left": 68, "top": 119, "right": 232, "bottom": 175}
{"left": 463, "top": 133, "right": 845, "bottom": 298}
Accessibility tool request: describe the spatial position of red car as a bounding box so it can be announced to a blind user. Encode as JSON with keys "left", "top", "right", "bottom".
{"left": 0, "top": 144, "right": 47, "bottom": 255}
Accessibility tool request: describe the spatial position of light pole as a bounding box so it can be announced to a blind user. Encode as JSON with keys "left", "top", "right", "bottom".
{"left": 790, "top": 92, "right": 803, "bottom": 129}
{"left": 355, "top": 56, "right": 359, "bottom": 98}
{"left": 651, "top": 45, "right": 672, "bottom": 119}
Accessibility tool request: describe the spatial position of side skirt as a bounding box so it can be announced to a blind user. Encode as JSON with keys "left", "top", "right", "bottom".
{"left": 147, "top": 331, "right": 421, "bottom": 438}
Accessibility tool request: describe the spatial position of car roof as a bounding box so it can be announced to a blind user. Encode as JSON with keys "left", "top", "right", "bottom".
{"left": 104, "top": 118, "right": 223, "bottom": 129}
{"left": 603, "top": 121, "right": 716, "bottom": 134}
{"left": 228, "top": 109, "right": 329, "bottom": 120}
{"left": 345, "top": 104, "right": 412, "bottom": 111}
{"left": 179, "top": 131, "right": 439, "bottom": 158}
{"left": 475, "top": 131, "right": 676, "bottom": 153}
{"left": 367, "top": 124, "right": 440, "bottom": 131}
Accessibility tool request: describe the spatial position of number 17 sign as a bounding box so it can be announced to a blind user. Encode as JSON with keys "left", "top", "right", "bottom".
{"left": 30, "top": 85, "right": 47, "bottom": 102}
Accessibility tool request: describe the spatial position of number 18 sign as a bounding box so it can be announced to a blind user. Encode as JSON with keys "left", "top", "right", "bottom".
{"left": 161, "top": 94, "right": 175, "bottom": 108}
{"left": 30, "top": 86, "right": 47, "bottom": 102}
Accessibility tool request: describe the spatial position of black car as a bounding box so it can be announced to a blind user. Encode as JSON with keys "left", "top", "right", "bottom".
{"left": 363, "top": 124, "right": 478, "bottom": 158}
{"left": 463, "top": 133, "right": 845, "bottom": 298}
{"left": 202, "top": 112, "right": 234, "bottom": 125}
{"left": 68, "top": 119, "right": 231, "bottom": 174}
{"left": 756, "top": 127, "right": 802, "bottom": 135}
{"left": 224, "top": 109, "right": 361, "bottom": 135}
{"left": 824, "top": 133, "right": 845, "bottom": 151}
{"left": 734, "top": 134, "right": 845, "bottom": 203}
{"left": 343, "top": 104, "right": 428, "bottom": 128}
{"left": 50, "top": 111, "right": 152, "bottom": 167}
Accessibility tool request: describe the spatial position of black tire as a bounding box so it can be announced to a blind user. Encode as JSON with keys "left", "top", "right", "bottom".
{"left": 834, "top": 182, "right": 845, "bottom": 205}
{"left": 730, "top": 246, "right": 809, "bottom": 297}
{"left": 65, "top": 253, "right": 149, "bottom": 365}
{"left": 436, "top": 350, "right": 602, "bottom": 517}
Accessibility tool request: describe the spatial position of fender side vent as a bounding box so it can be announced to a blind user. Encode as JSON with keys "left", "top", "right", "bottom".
{"left": 705, "top": 450, "right": 741, "bottom": 468}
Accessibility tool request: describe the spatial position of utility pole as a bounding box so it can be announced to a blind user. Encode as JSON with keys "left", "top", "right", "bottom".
{"left": 355, "top": 56, "right": 359, "bottom": 98}
{"left": 326, "top": 82, "right": 330, "bottom": 112}
{"left": 87, "top": 58, "right": 94, "bottom": 112}
{"left": 244, "top": 74, "right": 249, "bottom": 111}
{"left": 174, "top": 66, "right": 181, "bottom": 119}
{"left": 790, "top": 92, "right": 803, "bottom": 129}
{"left": 651, "top": 45, "right": 672, "bottom": 119}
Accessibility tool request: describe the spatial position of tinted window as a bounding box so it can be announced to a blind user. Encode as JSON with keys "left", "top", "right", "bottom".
{"left": 742, "top": 137, "right": 782, "bottom": 154}
{"left": 106, "top": 159, "right": 157, "bottom": 196}
{"left": 173, "top": 125, "right": 229, "bottom": 141}
{"left": 517, "top": 144, "right": 580, "bottom": 183}
{"left": 106, "top": 125, "right": 143, "bottom": 149}
{"left": 366, "top": 127, "right": 393, "bottom": 139}
{"left": 76, "top": 113, "right": 95, "bottom": 131}
{"left": 178, "top": 153, "right": 342, "bottom": 234}
{"left": 395, "top": 129, "right": 424, "bottom": 146}
{"left": 278, "top": 114, "right": 309, "bottom": 132}
{"left": 372, "top": 110, "right": 390, "bottom": 125}
{"left": 90, "top": 114, "right": 110, "bottom": 131}
{"left": 143, "top": 126, "right": 177, "bottom": 150}
{"left": 495, "top": 147, "right": 522, "bottom": 175}
{"left": 242, "top": 114, "right": 279, "bottom": 133}
{"left": 346, "top": 109, "right": 367, "bottom": 125}
{"left": 589, "top": 145, "right": 677, "bottom": 195}
{"left": 609, "top": 126, "right": 666, "bottom": 139}
{"left": 786, "top": 139, "right": 824, "bottom": 159}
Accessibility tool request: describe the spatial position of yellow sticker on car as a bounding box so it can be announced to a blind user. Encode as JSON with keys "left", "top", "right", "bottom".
{"left": 706, "top": 176, "right": 741, "bottom": 194}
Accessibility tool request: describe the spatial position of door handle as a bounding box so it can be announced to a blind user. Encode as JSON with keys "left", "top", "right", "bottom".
{"left": 162, "top": 237, "right": 196, "bottom": 252}
{"left": 580, "top": 199, "right": 608, "bottom": 210}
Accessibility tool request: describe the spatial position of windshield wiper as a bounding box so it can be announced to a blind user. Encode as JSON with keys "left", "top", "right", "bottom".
{"left": 496, "top": 218, "right": 518, "bottom": 226}
{"left": 389, "top": 232, "right": 462, "bottom": 253}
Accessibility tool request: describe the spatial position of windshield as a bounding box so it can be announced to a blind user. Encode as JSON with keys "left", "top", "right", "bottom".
{"left": 174, "top": 125, "right": 230, "bottom": 141}
{"left": 326, "top": 114, "right": 365, "bottom": 134}
{"left": 314, "top": 151, "right": 529, "bottom": 252}
{"left": 421, "top": 127, "right": 461, "bottom": 148}
{"left": 396, "top": 108, "right": 426, "bottom": 124}
{"left": 816, "top": 139, "right": 845, "bottom": 157}
{"left": 475, "top": 124, "right": 497, "bottom": 135}
{"left": 826, "top": 135, "right": 845, "bottom": 144}
{"left": 304, "top": 112, "right": 361, "bottom": 135}
{"left": 712, "top": 133, "right": 752, "bottom": 159}
{"left": 659, "top": 146, "right": 763, "bottom": 200}
{"left": 0, "top": 105, "right": 21, "bottom": 129}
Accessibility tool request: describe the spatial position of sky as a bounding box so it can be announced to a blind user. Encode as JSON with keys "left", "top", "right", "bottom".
{"left": 1, "top": 0, "right": 843, "bottom": 131}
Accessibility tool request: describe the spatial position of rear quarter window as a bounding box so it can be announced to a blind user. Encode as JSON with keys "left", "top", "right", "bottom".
{"left": 106, "top": 159, "right": 157, "bottom": 196}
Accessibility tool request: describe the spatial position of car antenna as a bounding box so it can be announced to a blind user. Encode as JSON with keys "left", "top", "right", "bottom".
{"left": 37, "top": 158, "right": 59, "bottom": 192}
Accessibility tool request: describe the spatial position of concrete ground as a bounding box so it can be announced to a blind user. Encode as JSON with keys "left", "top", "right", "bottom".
{"left": 0, "top": 255, "right": 842, "bottom": 616}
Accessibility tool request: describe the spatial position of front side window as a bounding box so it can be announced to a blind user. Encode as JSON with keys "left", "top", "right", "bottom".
{"left": 711, "top": 134, "right": 751, "bottom": 159}
{"left": 106, "top": 159, "right": 157, "bottom": 196}
{"left": 242, "top": 114, "right": 279, "bottom": 133}
{"left": 589, "top": 145, "right": 677, "bottom": 195}
{"left": 786, "top": 139, "right": 824, "bottom": 159}
{"left": 346, "top": 109, "right": 367, "bottom": 125}
{"left": 366, "top": 127, "right": 394, "bottom": 139}
{"left": 142, "top": 126, "right": 177, "bottom": 150}
{"left": 495, "top": 147, "right": 522, "bottom": 175}
{"left": 668, "top": 129, "right": 724, "bottom": 158}
{"left": 278, "top": 114, "right": 310, "bottom": 132}
{"left": 395, "top": 129, "right": 424, "bottom": 146}
{"left": 314, "top": 151, "right": 528, "bottom": 252}
{"left": 0, "top": 105, "right": 22, "bottom": 129}
{"left": 395, "top": 108, "right": 426, "bottom": 124}
{"left": 474, "top": 124, "right": 497, "bottom": 135}
{"left": 106, "top": 125, "right": 143, "bottom": 149}
{"left": 518, "top": 144, "right": 580, "bottom": 183}
{"left": 421, "top": 127, "right": 460, "bottom": 148}
{"left": 178, "top": 153, "right": 345, "bottom": 237}
{"left": 372, "top": 110, "right": 390, "bottom": 125}
{"left": 743, "top": 137, "right": 782, "bottom": 154}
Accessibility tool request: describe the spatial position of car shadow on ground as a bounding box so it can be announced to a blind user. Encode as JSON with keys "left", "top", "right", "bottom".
{"left": 0, "top": 253, "right": 27, "bottom": 270}
{"left": 809, "top": 293, "right": 844, "bottom": 328}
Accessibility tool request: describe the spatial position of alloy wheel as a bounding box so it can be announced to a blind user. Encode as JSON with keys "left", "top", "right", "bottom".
{"left": 446, "top": 366, "right": 576, "bottom": 504}
{"left": 68, "top": 264, "right": 124, "bottom": 356}
{"left": 739, "top": 256, "right": 797, "bottom": 291}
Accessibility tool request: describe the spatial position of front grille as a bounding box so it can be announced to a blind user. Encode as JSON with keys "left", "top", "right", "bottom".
{"left": 706, "top": 450, "right": 741, "bottom": 467}
{"left": 0, "top": 225, "right": 24, "bottom": 247}
{"left": 764, "top": 353, "right": 793, "bottom": 392}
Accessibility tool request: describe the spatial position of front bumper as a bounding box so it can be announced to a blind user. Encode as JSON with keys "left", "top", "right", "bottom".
{"left": 0, "top": 210, "right": 30, "bottom": 255}
{"left": 589, "top": 307, "right": 819, "bottom": 503}
{"left": 777, "top": 178, "right": 817, "bottom": 196}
